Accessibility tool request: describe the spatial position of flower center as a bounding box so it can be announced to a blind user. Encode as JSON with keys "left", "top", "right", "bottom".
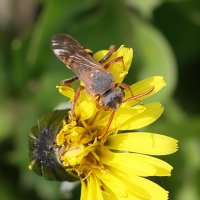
{"left": 56, "top": 117, "right": 105, "bottom": 179}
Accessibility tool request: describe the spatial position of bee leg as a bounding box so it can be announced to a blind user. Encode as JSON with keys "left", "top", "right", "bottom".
{"left": 98, "top": 110, "right": 116, "bottom": 139}
{"left": 95, "top": 96, "right": 101, "bottom": 109}
{"left": 99, "top": 45, "right": 116, "bottom": 64}
{"left": 61, "top": 76, "right": 79, "bottom": 88}
{"left": 116, "top": 83, "right": 142, "bottom": 104}
{"left": 115, "top": 83, "right": 134, "bottom": 97}
{"left": 116, "top": 83, "right": 151, "bottom": 104}
{"left": 70, "top": 85, "right": 84, "bottom": 122}
{"left": 99, "top": 45, "right": 126, "bottom": 71}
{"left": 122, "top": 86, "right": 155, "bottom": 103}
{"left": 103, "top": 56, "right": 125, "bottom": 71}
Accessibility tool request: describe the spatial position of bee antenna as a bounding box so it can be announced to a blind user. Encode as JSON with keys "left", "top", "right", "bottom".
{"left": 124, "top": 86, "right": 155, "bottom": 103}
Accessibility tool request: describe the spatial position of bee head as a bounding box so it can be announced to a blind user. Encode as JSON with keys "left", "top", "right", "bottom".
{"left": 102, "top": 88, "right": 125, "bottom": 111}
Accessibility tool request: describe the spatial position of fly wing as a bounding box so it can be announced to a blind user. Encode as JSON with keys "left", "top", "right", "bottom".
{"left": 50, "top": 34, "right": 102, "bottom": 84}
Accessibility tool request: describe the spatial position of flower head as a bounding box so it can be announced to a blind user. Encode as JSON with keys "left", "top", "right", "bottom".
{"left": 55, "top": 46, "right": 178, "bottom": 200}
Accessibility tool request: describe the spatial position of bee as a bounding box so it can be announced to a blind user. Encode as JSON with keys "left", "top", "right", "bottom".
{"left": 50, "top": 34, "right": 154, "bottom": 139}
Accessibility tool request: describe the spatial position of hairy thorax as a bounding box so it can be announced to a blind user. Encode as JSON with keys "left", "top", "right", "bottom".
{"left": 86, "top": 69, "right": 115, "bottom": 97}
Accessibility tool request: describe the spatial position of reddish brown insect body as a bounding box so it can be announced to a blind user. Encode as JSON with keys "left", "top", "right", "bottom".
{"left": 50, "top": 34, "right": 154, "bottom": 139}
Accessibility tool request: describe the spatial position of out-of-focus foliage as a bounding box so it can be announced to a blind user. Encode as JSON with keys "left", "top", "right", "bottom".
{"left": 0, "top": 0, "right": 200, "bottom": 199}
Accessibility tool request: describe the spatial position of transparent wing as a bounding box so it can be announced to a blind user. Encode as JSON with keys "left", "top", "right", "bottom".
{"left": 50, "top": 34, "right": 105, "bottom": 86}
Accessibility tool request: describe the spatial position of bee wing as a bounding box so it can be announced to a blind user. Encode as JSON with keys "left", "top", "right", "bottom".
{"left": 50, "top": 34, "right": 104, "bottom": 85}
{"left": 50, "top": 34, "right": 83, "bottom": 64}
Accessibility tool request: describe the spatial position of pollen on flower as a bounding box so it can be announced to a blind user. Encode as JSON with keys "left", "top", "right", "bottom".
{"left": 56, "top": 115, "right": 106, "bottom": 179}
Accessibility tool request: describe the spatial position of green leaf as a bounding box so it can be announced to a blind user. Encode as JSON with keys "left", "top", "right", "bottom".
{"left": 130, "top": 16, "right": 178, "bottom": 103}
{"left": 126, "top": 0, "right": 164, "bottom": 18}
{"left": 26, "top": 0, "right": 98, "bottom": 70}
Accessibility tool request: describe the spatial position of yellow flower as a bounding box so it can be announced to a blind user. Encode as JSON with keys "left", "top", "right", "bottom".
{"left": 56, "top": 46, "right": 178, "bottom": 200}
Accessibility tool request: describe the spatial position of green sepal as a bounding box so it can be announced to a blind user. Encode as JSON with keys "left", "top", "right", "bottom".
{"left": 30, "top": 159, "right": 42, "bottom": 176}
{"left": 28, "top": 109, "right": 79, "bottom": 182}
{"left": 50, "top": 148, "right": 78, "bottom": 182}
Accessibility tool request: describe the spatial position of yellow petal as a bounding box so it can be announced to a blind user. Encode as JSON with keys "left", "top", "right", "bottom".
{"left": 56, "top": 130, "right": 65, "bottom": 146}
{"left": 131, "top": 175, "right": 168, "bottom": 200}
{"left": 81, "top": 179, "right": 89, "bottom": 200}
{"left": 111, "top": 105, "right": 146, "bottom": 130}
{"left": 75, "top": 100, "right": 95, "bottom": 121}
{"left": 101, "top": 150, "right": 173, "bottom": 177}
{"left": 79, "top": 86, "right": 93, "bottom": 102}
{"left": 56, "top": 85, "right": 75, "bottom": 102}
{"left": 62, "top": 145, "right": 86, "bottom": 166}
{"left": 96, "top": 105, "right": 145, "bottom": 131}
{"left": 94, "top": 45, "right": 133, "bottom": 83}
{"left": 99, "top": 149, "right": 156, "bottom": 176}
{"left": 105, "top": 132, "right": 178, "bottom": 155}
{"left": 120, "top": 102, "right": 164, "bottom": 130}
{"left": 103, "top": 183, "right": 144, "bottom": 200}
{"left": 108, "top": 166, "right": 168, "bottom": 200}
{"left": 56, "top": 121, "right": 67, "bottom": 145}
{"left": 107, "top": 166, "right": 151, "bottom": 200}
{"left": 88, "top": 174, "right": 104, "bottom": 200}
{"left": 102, "top": 184, "right": 127, "bottom": 200}
{"left": 109, "top": 45, "right": 133, "bottom": 83}
{"left": 93, "top": 50, "right": 108, "bottom": 62}
{"left": 124, "top": 153, "right": 173, "bottom": 176}
{"left": 93, "top": 169, "right": 128, "bottom": 198}
{"left": 123, "top": 76, "right": 166, "bottom": 108}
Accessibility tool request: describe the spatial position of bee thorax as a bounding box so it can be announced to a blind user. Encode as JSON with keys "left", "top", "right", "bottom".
{"left": 90, "top": 71, "right": 114, "bottom": 95}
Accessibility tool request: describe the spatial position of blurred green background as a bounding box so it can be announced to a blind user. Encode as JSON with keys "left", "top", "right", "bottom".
{"left": 0, "top": 0, "right": 200, "bottom": 199}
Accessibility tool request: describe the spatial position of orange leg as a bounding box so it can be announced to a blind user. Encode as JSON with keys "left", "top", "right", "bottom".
{"left": 95, "top": 96, "right": 101, "bottom": 109}
{"left": 70, "top": 85, "right": 84, "bottom": 122}
{"left": 104, "top": 56, "right": 125, "bottom": 71}
{"left": 99, "top": 45, "right": 116, "bottom": 64}
{"left": 98, "top": 110, "right": 116, "bottom": 139}
{"left": 115, "top": 83, "right": 134, "bottom": 97}
{"left": 98, "top": 86, "right": 155, "bottom": 139}
{"left": 61, "top": 76, "right": 79, "bottom": 87}
{"left": 116, "top": 83, "right": 141, "bottom": 104}
{"left": 99, "top": 45, "right": 125, "bottom": 72}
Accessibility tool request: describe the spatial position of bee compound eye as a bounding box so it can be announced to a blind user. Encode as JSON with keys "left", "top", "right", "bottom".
{"left": 28, "top": 110, "right": 78, "bottom": 182}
